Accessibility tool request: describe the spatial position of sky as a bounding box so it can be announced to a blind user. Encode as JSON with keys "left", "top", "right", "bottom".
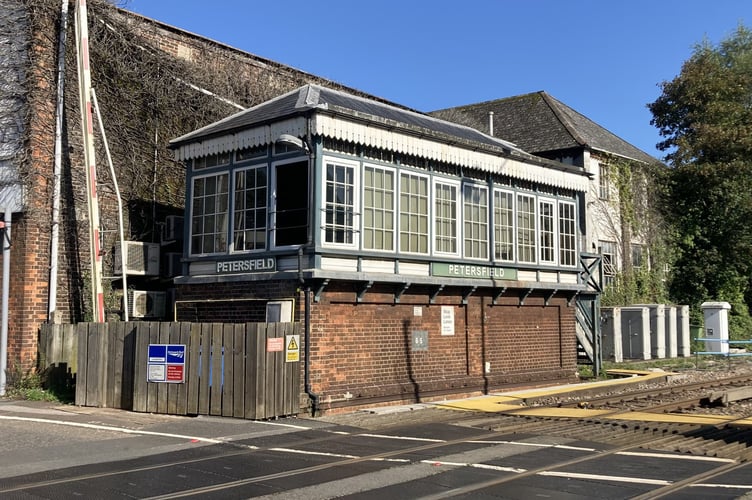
{"left": 120, "top": 0, "right": 752, "bottom": 161}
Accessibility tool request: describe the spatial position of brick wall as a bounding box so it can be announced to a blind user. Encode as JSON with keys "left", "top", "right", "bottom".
{"left": 174, "top": 279, "right": 578, "bottom": 413}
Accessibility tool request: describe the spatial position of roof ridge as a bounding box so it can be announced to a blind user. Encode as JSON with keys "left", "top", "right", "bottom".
{"left": 538, "top": 92, "right": 588, "bottom": 147}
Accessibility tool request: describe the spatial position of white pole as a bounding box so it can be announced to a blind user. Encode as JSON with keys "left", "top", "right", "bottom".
{"left": 91, "top": 88, "right": 128, "bottom": 321}
{"left": 49, "top": 0, "right": 69, "bottom": 323}
{"left": 0, "top": 211, "right": 11, "bottom": 396}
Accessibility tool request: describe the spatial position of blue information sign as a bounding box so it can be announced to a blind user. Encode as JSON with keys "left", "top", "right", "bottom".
{"left": 148, "top": 344, "right": 186, "bottom": 383}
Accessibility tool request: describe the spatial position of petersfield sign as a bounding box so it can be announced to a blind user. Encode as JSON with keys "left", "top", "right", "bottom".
{"left": 216, "top": 257, "right": 275, "bottom": 274}
{"left": 431, "top": 262, "right": 518, "bottom": 280}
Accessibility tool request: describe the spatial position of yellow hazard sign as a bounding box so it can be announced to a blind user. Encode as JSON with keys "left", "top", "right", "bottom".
{"left": 286, "top": 334, "right": 300, "bottom": 362}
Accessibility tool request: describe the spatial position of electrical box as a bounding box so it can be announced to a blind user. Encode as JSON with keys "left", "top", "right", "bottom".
{"left": 701, "top": 301, "right": 731, "bottom": 354}
{"left": 114, "top": 241, "right": 160, "bottom": 276}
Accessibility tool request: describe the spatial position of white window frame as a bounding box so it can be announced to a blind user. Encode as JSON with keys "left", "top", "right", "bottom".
{"left": 493, "top": 188, "right": 515, "bottom": 263}
{"left": 362, "top": 163, "right": 396, "bottom": 252}
{"left": 232, "top": 163, "right": 268, "bottom": 253}
{"left": 463, "top": 183, "right": 489, "bottom": 260}
{"left": 600, "top": 240, "right": 617, "bottom": 287}
{"left": 558, "top": 200, "right": 577, "bottom": 268}
{"left": 398, "top": 170, "right": 430, "bottom": 255}
{"left": 599, "top": 163, "right": 610, "bottom": 200}
{"left": 320, "top": 156, "right": 359, "bottom": 249}
{"left": 516, "top": 193, "right": 536, "bottom": 264}
{"left": 433, "top": 178, "right": 461, "bottom": 257}
{"left": 538, "top": 197, "right": 557, "bottom": 265}
{"left": 189, "top": 171, "right": 229, "bottom": 256}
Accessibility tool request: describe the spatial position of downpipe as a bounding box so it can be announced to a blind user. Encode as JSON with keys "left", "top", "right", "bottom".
{"left": 299, "top": 248, "right": 320, "bottom": 416}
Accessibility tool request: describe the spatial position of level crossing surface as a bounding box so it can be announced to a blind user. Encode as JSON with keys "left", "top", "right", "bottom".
{"left": 1, "top": 390, "right": 752, "bottom": 499}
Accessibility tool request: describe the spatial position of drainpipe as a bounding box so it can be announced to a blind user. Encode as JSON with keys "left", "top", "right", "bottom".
{"left": 0, "top": 211, "right": 11, "bottom": 396}
{"left": 301, "top": 115, "right": 320, "bottom": 415}
{"left": 48, "top": 0, "right": 69, "bottom": 323}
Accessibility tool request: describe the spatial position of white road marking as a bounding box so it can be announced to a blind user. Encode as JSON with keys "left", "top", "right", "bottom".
{"left": 617, "top": 451, "right": 736, "bottom": 462}
{"left": 538, "top": 470, "right": 671, "bottom": 485}
{"left": 0, "top": 415, "right": 230, "bottom": 445}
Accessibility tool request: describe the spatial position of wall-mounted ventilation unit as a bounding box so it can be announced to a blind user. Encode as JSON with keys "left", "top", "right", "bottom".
{"left": 163, "top": 215, "right": 184, "bottom": 242}
{"left": 128, "top": 290, "right": 167, "bottom": 319}
{"left": 115, "top": 241, "right": 160, "bottom": 276}
{"left": 162, "top": 252, "right": 183, "bottom": 278}
{"left": 265, "top": 300, "right": 294, "bottom": 323}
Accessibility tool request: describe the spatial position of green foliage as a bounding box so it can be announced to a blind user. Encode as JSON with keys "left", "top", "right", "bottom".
{"left": 4, "top": 363, "right": 63, "bottom": 402}
{"left": 598, "top": 155, "right": 672, "bottom": 306}
{"left": 649, "top": 24, "right": 752, "bottom": 321}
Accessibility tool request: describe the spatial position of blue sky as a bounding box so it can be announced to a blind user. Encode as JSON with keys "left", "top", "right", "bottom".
{"left": 121, "top": 0, "right": 752, "bottom": 160}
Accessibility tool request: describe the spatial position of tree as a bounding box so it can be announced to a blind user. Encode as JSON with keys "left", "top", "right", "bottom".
{"left": 649, "top": 25, "right": 752, "bottom": 336}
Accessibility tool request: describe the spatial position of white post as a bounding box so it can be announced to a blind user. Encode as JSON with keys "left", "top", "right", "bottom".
{"left": 0, "top": 211, "right": 11, "bottom": 395}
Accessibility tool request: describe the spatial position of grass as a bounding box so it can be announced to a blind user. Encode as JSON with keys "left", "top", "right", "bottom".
{"left": 3, "top": 365, "right": 73, "bottom": 403}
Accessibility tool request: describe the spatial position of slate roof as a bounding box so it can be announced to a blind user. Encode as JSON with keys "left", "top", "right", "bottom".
{"left": 171, "top": 84, "right": 525, "bottom": 156}
{"left": 430, "top": 91, "right": 658, "bottom": 164}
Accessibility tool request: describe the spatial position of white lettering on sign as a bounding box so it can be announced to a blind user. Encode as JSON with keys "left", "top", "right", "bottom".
{"left": 216, "top": 258, "right": 275, "bottom": 274}
{"left": 446, "top": 264, "right": 506, "bottom": 278}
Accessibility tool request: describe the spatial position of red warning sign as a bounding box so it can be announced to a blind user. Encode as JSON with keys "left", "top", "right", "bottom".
{"left": 166, "top": 364, "right": 184, "bottom": 382}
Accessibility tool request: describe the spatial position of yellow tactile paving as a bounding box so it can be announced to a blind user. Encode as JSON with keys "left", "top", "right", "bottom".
{"left": 431, "top": 370, "right": 752, "bottom": 425}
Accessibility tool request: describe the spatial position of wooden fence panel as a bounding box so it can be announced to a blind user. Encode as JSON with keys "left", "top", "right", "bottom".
{"left": 132, "top": 322, "right": 150, "bottom": 412}
{"left": 186, "top": 322, "right": 201, "bottom": 415}
{"left": 41, "top": 321, "right": 301, "bottom": 420}
{"left": 244, "top": 322, "right": 261, "bottom": 420}
{"left": 155, "top": 323, "right": 170, "bottom": 414}
{"left": 232, "top": 323, "right": 245, "bottom": 418}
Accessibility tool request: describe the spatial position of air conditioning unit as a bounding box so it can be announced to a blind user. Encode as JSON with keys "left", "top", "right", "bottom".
{"left": 163, "top": 215, "right": 184, "bottom": 242}
{"left": 162, "top": 252, "right": 183, "bottom": 278}
{"left": 128, "top": 290, "right": 167, "bottom": 319}
{"left": 115, "top": 241, "right": 160, "bottom": 276}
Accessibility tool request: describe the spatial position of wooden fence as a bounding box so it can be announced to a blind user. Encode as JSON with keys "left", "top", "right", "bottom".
{"left": 39, "top": 322, "right": 301, "bottom": 420}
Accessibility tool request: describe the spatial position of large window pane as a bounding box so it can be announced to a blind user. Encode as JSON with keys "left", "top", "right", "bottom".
{"left": 464, "top": 185, "right": 488, "bottom": 259}
{"left": 399, "top": 172, "right": 428, "bottom": 253}
{"left": 233, "top": 165, "right": 267, "bottom": 251}
{"left": 325, "top": 162, "right": 355, "bottom": 244}
{"left": 494, "top": 190, "right": 514, "bottom": 261}
{"left": 190, "top": 173, "right": 229, "bottom": 254}
{"left": 363, "top": 166, "right": 394, "bottom": 251}
{"left": 559, "top": 201, "right": 577, "bottom": 267}
{"left": 517, "top": 193, "right": 536, "bottom": 263}
{"left": 539, "top": 199, "right": 555, "bottom": 264}
{"left": 434, "top": 181, "right": 457, "bottom": 254}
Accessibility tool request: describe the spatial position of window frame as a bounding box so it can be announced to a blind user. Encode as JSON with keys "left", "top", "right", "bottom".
{"left": 558, "top": 200, "right": 577, "bottom": 268}
{"left": 231, "top": 162, "right": 268, "bottom": 253}
{"left": 189, "top": 171, "right": 230, "bottom": 256}
{"left": 362, "top": 163, "right": 396, "bottom": 252}
{"left": 599, "top": 163, "right": 610, "bottom": 200}
{"left": 600, "top": 240, "right": 617, "bottom": 287}
{"left": 493, "top": 188, "right": 515, "bottom": 263}
{"left": 516, "top": 192, "right": 537, "bottom": 264}
{"left": 463, "top": 183, "right": 489, "bottom": 260}
{"left": 433, "top": 178, "right": 461, "bottom": 258}
{"left": 320, "top": 156, "right": 360, "bottom": 249}
{"left": 398, "top": 170, "right": 431, "bottom": 255}
{"left": 538, "top": 197, "right": 557, "bottom": 265}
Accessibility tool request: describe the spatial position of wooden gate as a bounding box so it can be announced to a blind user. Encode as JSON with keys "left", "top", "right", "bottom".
{"left": 39, "top": 322, "right": 301, "bottom": 420}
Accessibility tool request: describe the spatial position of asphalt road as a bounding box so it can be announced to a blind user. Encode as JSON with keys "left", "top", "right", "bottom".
{"left": 1, "top": 400, "right": 751, "bottom": 499}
